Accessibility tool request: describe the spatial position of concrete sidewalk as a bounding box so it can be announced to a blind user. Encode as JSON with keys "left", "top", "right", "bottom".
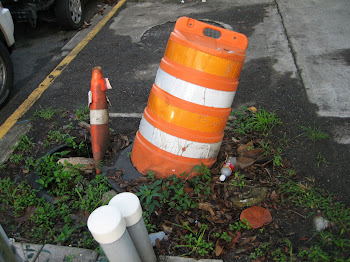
{"left": 13, "top": 242, "right": 223, "bottom": 262}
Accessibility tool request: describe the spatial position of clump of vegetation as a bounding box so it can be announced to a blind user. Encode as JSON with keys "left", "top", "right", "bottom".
{"left": 230, "top": 106, "right": 282, "bottom": 135}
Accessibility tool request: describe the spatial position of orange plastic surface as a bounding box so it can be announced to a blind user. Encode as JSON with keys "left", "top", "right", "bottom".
{"left": 165, "top": 40, "right": 244, "bottom": 79}
{"left": 147, "top": 84, "right": 230, "bottom": 133}
{"left": 171, "top": 17, "right": 248, "bottom": 59}
{"left": 90, "top": 67, "right": 107, "bottom": 110}
{"left": 160, "top": 57, "right": 239, "bottom": 91}
{"left": 131, "top": 131, "right": 216, "bottom": 178}
{"left": 89, "top": 67, "right": 110, "bottom": 170}
{"left": 143, "top": 108, "right": 224, "bottom": 144}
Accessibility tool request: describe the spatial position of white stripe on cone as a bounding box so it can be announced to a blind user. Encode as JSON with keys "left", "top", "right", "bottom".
{"left": 155, "top": 68, "right": 236, "bottom": 108}
{"left": 90, "top": 109, "right": 109, "bottom": 125}
{"left": 139, "top": 116, "right": 222, "bottom": 159}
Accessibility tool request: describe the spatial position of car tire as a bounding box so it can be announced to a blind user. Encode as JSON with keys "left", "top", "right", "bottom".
{"left": 0, "top": 41, "right": 14, "bottom": 106}
{"left": 55, "top": 0, "right": 85, "bottom": 30}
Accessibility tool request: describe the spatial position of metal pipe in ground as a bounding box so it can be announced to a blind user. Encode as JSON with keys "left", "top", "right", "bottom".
{"left": 87, "top": 205, "right": 141, "bottom": 262}
{"left": 109, "top": 192, "right": 157, "bottom": 262}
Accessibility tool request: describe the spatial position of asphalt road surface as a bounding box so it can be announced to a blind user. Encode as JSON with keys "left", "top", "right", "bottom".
{"left": 0, "top": 0, "right": 109, "bottom": 124}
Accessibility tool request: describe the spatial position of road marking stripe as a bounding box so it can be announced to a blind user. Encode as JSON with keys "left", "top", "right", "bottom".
{"left": 0, "top": 0, "right": 127, "bottom": 140}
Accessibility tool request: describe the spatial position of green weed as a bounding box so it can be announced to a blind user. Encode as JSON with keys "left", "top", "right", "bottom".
{"left": 298, "top": 125, "right": 329, "bottom": 143}
{"left": 32, "top": 106, "right": 58, "bottom": 120}
{"left": 316, "top": 152, "right": 330, "bottom": 167}
{"left": 75, "top": 106, "right": 90, "bottom": 122}
{"left": 10, "top": 153, "right": 24, "bottom": 164}
{"left": 281, "top": 180, "right": 350, "bottom": 260}
{"left": 14, "top": 135, "right": 35, "bottom": 152}
{"left": 230, "top": 107, "right": 282, "bottom": 135}
{"left": 229, "top": 220, "right": 251, "bottom": 231}
{"left": 230, "top": 172, "right": 246, "bottom": 189}
{"left": 174, "top": 223, "right": 213, "bottom": 257}
{"left": 273, "top": 148, "right": 283, "bottom": 167}
{"left": 142, "top": 211, "right": 157, "bottom": 233}
{"left": 54, "top": 224, "right": 80, "bottom": 244}
{"left": 136, "top": 178, "right": 164, "bottom": 214}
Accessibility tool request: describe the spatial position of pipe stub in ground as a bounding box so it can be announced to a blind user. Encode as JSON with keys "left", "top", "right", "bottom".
{"left": 109, "top": 192, "right": 143, "bottom": 227}
{"left": 87, "top": 205, "right": 126, "bottom": 244}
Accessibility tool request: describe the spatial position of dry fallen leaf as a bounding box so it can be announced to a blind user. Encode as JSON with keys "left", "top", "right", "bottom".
{"left": 239, "top": 235, "right": 257, "bottom": 246}
{"left": 198, "top": 202, "right": 215, "bottom": 216}
{"left": 248, "top": 106, "right": 258, "bottom": 113}
{"left": 236, "top": 157, "right": 255, "bottom": 169}
{"left": 237, "top": 141, "right": 254, "bottom": 155}
{"left": 215, "top": 243, "right": 224, "bottom": 256}
{"left": 240, "top": 206, "right": 272, "bottom": 229}
{"left": 239, "top": 148, "right": 265, "bottom": 159}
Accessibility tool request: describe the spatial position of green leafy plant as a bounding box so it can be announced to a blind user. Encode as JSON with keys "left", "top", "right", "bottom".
{"left": 191, "top": 164, "right": 212, "bottom": 197}
{"left": 142, "top": 211, "right": 157, "bottom": 233}
{"left": 45, "top": 130, "right": 85, "bottom": 151}
{"left": 229, "top": 219, "right": 251, "bottom": 231}
{"left": 174, "top": 223, "right": 213, "bottom": 257}
{"left": 14, "top": 135, "right": 35, "bottom": 152}
{"left": 136, "top": 179, "right": 163, "bottom": 214}
{"left": 10, "top": 153, "right": 24, "bottom": 164}
{"left": 54, "top": 224, "right": 80, "bottom": 244}
{"left": 230, "top": 172, "right": 246, "bottom": 189}
{"left": 75, "top": 105, "right": 90, "bottom": 122}
{"left": 32, "top": 106, "right": 58, "bottom": 120}
{"left": 166, "top": 175, "right": 196, "bottom": 211}
{"left": 219, "top": 231, "right": 232, "bottom": 242}
{"left": 73, "top": 175, "right": 111, "bottom": 213}
{"left": 273, "top": 148, "right": 283, "bottom": 167}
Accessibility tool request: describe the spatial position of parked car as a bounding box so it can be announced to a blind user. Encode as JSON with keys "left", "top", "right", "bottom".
{"left": 0, "top": 1, "right": 14, "bottom": 106}
{"left": 2, "top": 0, "right": 88, "bottom": 29}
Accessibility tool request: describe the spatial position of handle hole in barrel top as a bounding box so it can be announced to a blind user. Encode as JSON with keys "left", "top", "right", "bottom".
{"left": 203, "top": 28, "right": 221, "bottom": 39}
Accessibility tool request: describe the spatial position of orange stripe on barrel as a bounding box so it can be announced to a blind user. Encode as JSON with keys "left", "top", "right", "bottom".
{"left": 148, "top": 84, "right": 230, "bottom": 133}
{"left": 131, "top": 131, "right": 216, "bottom": 178}
{"left": 165, "top": 40, "right": 244, "bottom": 79}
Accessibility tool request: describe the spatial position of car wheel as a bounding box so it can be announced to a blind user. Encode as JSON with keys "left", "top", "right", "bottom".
{"left": 0, "top": 41, "right": 14, "bottom": 106}
{"left": 55, "top": 0, "right": 85, "bottom": 30}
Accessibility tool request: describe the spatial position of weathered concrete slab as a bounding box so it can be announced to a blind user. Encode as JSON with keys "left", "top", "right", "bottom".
{"left": 35, "top": 244, "right": 98, "bottom": 262}
{"left": 0, "top": 121, "right": 31, "bottom": 163}
{"left": 158, "top": 256, "right": 223, "bottom": 262}
{"left": 13, "top": 243, "right": 43, "bottom": 262}
{"left": 276, "top": 0, "right": 350, "bottom": 118}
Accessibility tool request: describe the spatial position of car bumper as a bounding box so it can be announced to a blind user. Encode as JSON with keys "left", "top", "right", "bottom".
{"left": 0, "top": 7, "right": 15, "bottom": 47}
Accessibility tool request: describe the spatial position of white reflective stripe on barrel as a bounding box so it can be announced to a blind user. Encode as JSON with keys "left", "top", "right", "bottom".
{"left": 90, "top": 109, "right": 109, "bottom": 125}
{"left": 155, "top": 68, "right": 236, "bottom": 108}
{"left": 139, "top": 116, "right": 222, "bottom": 159}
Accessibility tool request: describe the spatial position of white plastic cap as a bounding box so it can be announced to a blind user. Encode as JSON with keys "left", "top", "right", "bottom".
{"left": 219, "top": 175, "right": 227, "bottom": 181}
{"left": 109, "top": 192, "right": 143, "bottom": 227}
{"left": 87, "top": 205, "right": 126, "bottom": 244}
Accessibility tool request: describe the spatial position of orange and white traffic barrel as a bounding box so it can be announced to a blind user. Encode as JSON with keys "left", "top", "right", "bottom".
{"left": 131, "top": 17, "right": 248, "bottom": 178}
{"left": 89, "top": 66, "right": 110, "bottom": 173}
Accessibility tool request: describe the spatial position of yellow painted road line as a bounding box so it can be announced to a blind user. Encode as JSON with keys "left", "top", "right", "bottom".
{"left": 0, "top": 0, "right": 127, "bottom": 140}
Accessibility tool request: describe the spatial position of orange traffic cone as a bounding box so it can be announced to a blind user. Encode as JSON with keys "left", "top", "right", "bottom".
{"left": 89, "top": 66, "right": 110, "bottom": 174}
{"left": 131, "top": 17, "right": 248, "bottom": 178}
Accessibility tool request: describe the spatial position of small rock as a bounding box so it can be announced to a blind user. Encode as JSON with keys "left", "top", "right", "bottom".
{"left": 314, "top": 216, "right": 329, "bottom": 232}
{"left": 230, "top": 187, "right": 268, "bottom": 208}
{"left": 57, "top": 157, "right": 95, "bottom": 173}
{"left": 101, "top": 190, "right": 118, "bottom": 204}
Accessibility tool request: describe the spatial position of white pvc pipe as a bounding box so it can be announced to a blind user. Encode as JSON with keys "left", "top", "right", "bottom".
{"left": 109, "top": 193, "right": 157, "bottom": 262}
{"left": 87, "top": 205, "right": 141, "bottom": 262}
